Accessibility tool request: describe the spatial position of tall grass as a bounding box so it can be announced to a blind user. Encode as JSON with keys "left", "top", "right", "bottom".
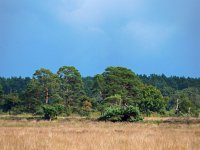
{"left": 0, "top": 119, "right": 200, "bottom": 150}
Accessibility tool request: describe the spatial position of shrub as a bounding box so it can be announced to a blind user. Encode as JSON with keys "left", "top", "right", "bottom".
{"left": 42, "top": 105, "right": 58, "bottom": 120}
{"left": 98, "top": 106, "right": 143, "bottom": 122}
{"left": 42, "top": 104, "right": 70, "bottom": 120}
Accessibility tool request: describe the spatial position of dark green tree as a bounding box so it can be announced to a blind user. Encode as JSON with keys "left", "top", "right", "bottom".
{"left": 33, "top": 68, "right": 59, "bottom": 104}
{"left": 57, "top": 66, "right": 84, "bottom": 107}
{"left": 102, "top": 67, "right": 143, "bottom": 104}
{"left": 172, "top": 90, "right": 193, "bottom": 115}
{"left": 21, "top": 79, "right": 42, "bottom": 113}
{"left": 0, "top": 84, "right": 3, "bottom": 99}
{"left": 1, "top": 93, "right": 20, "bottom": 114}
{"left": 82, "top": 77, "right": 94, "bottom": 97}
{"left": 138, "top": 85, "right": 166, "bottom": 116}
{"left": 92, "top": 74, "right": 105, "bottom": 101}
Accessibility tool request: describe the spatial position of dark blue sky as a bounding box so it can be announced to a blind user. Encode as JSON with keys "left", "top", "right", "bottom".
{"left": 0, "top": 0, "right": 200, "bottom": 77}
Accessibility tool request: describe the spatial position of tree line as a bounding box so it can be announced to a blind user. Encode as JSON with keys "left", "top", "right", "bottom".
{"left": 0, "top": 66, "right": 200, "bottom": 120}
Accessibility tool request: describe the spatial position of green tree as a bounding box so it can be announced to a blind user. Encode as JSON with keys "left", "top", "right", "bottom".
{"left": 21, "top": 79, "right": 42, "bottom": 113}
{"left": 102, "top": 67, "right": 143, "bottom": 104}
{"left": 57, "top": 66, "right": 84, "bottom": 107}
{"left": 172, "top": 90, "right": 193, "bottom": 115}
{"left": 1, "top": 93, "right": 20, "bottom": 114}
{"left": 82, "top": 77, "right": 94, "bottom": 97}
{"left": 92, "top": 74, "right": 105, "bottom": 101}
{"left": 0, "top": 84, "right": 3, "bottom": 101}
{"left": 138, "top": 85, "right": 165, "bottom": 116}
{"left": 33, "top": 68, "right": 59, "bottom": 104}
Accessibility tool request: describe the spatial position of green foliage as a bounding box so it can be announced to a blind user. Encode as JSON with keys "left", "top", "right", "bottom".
{"left": 42, "top": 104, "right": 70, "bottom": 120}
{"left": 57, "top": 66, "right": 84, "bottom": 107}
{"left": 42, "top": 105, "right": 58, "bottom": 120}
{"left": 142, "top": 85, "right": 164, "bottom": 101}
{"left": 78, "top": 95, "right": 93, "bottom": 116}
{"left": 104, "top": 94, "right": 122, "bottom": 106}
{"left": 49, "top": 94, "right": 63, "bottom": 104}
{"left": 98, "top": 106, "right": 143, "bottom": 122}
{"left": 0, "top": 84, "right": 3, "bottom": 97}
{"left": 138, "top": 99, "right": 166, "bottom": 116}
{"left": 0, "top": 66, "right": 200, "bottom": 118}
{"left": 92, "top": 74, "right": 105, "bottom": 101}
{"left": 33, "top": 68, "right": 60, "bottom": 104}
{"left": 82, "top": 77, "right": 94, "bottom": 97}
{"left": 171, "top": 90, "right": 195, "bottom": 115}
{"left": 0, "top": 77, "right": 30, "bottom": 95}
{"left": 1, "top": 93, "right": 20, "bottom": 113}
{"left": 53, "top": 104, "right": 66, "bottom": 115}
{"left": 179, "top": 99, "right": 192, "bottom": 114}
{"left": 93, "top": 67, "right": 144, "bottom": 111}
{"left": 102, "top": 67, "right": 143, "bottom": 101}
{"left": 138, "top": 85, "right": 166, "bottom": 116}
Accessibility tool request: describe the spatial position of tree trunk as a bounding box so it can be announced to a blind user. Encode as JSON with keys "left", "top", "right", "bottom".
{"left": 175, "top": 99, "right": 179, "bottom": 114}
{"left": 45, "top": 88, "right": 49, "bottom": 104}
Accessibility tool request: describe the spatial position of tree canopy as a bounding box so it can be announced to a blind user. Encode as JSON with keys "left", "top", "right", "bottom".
{"left": 0, "top": 66, "right": 199, "bottom": 118}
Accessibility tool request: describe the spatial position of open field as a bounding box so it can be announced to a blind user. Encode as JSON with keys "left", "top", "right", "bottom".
{"left": 0, "top": 117, "right": 200, "bottom": 150}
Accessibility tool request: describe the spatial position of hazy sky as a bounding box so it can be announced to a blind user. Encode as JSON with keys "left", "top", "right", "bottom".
{"left": 0, "top": 0, "right": 200, "bottom": 77}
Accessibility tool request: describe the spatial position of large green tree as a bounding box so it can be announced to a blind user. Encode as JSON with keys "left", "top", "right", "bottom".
{"left": 57, "top": 66, "right": 84, "bottom": 107}
{"left": 101, "top": 67, "right": 144, "bottom": 105}
{"left": 33, "top": 68, "right": 59, "bottom": 104}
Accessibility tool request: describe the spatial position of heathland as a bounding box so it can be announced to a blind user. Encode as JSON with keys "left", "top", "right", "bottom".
{"left": 0, "top": 117, "right": 200, "bottom": 150}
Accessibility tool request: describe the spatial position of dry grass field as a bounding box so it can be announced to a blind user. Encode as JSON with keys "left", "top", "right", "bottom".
{"left": 0, "top": 117, "right": 200, "bottom": 150}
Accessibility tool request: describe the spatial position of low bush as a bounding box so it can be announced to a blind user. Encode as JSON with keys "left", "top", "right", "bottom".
{"left": 98, "top": 106, "right": 143, "bottom": 122}
{"left": 42, "top": 104, "right": 70, "bottom": 120}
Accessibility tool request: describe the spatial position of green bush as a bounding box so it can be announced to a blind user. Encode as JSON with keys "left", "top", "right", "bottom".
{"left": 42, "top": 104, "right": 70, "bottom": 120}
{"left": 42, "top": 105, "right": 58, "bottom": 120}
{"left": 98, "top": 106, "right": 143, "bottom": 122}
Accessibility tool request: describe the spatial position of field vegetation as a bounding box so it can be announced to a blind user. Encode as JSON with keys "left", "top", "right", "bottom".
{"left": 0, "top": 117, "right": 200, "bottom": 150}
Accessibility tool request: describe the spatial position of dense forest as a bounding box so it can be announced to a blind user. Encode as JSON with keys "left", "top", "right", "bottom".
{"left": 0, "top": 66, "right": 200, "bottom": 120}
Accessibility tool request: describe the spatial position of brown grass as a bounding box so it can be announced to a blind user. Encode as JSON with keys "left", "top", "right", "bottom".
{"left": 0, "top": 118, "right": 200, "bottom": 150}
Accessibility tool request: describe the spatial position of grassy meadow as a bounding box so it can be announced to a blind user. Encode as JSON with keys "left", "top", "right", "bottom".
{"left": 0, "top": 116, "right": 200, "bottom": 150}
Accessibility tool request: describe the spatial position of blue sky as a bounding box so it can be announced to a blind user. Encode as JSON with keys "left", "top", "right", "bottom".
{"left": 0, "top": 0, "right": 200, "bottom": 77}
